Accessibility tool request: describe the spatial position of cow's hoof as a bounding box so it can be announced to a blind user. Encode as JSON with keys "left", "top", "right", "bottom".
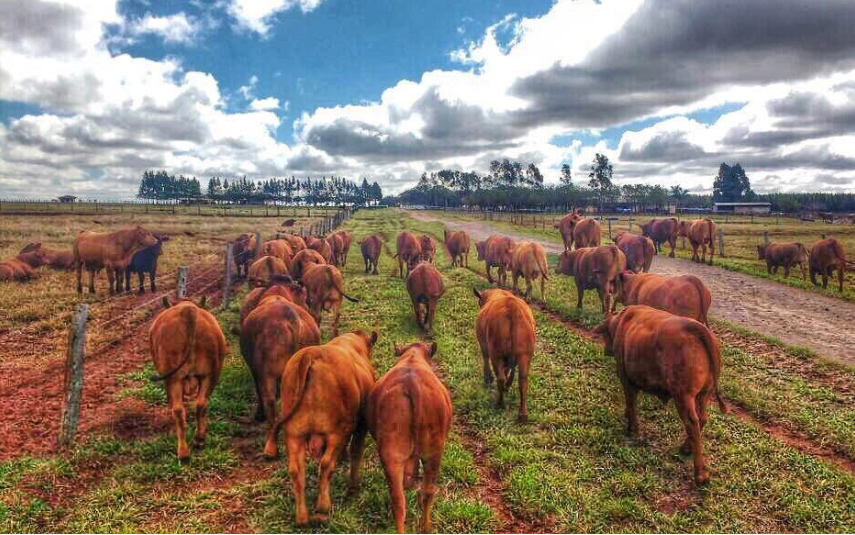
{"left": 192, "top": 437, "right": 206, "bottom": 449}
{"left": 263, "top": 446, "right": 278, "bottom": 459}
{"left": 679, "top": 440, "right": 692, "bottom": 455}
{"left": 694, "top": 470, "right": 710, "bottom": 485}
{"left": 295, "top": 513, "right": 310, "bottom": 526}
{"left": 517, "top": 414, "right": 528, "bottom": 424}
{"left": 312, "top": 514, "right": 330, "bottom": 524}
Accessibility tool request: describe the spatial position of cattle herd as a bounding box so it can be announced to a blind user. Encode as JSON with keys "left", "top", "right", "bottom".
{"left": 0, "top": 210, "right": 850, "bottom": 532}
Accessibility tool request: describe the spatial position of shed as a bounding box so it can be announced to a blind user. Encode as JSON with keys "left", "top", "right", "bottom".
{"left": 713, "top": 202, "right": 771, "bottom": 214}
{"left": 56, "top": 195, "right": 78, "bottom": 203}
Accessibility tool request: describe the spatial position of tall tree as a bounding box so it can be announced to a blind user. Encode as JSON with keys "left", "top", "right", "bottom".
{"left": 713, "top": 162, "right": 754, "bottom": 201}
{"left": 559, "top": 163, "right": 572, "bottom": 186}
{"left": 588, "top": 153, "right": 614, "bottom": 213}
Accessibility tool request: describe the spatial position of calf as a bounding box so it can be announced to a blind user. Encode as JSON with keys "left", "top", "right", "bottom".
{"left": 241, "top": 293, "right": 320, "bottom": 457}
{"left": 302, "top": 264, "right": 359, "bottom": 336}
{"left": 233, "top": 233, "right": 258, "bottom": 279}
{"left": 396, "top": 232, "right": 422, "bottom": 278}
{"left": 613, "top": 231, "right": 655, "bottom": 273}
{"left": 420, "top": 235, "right": 437, "bottom": 264}
{"left": 687, "top": 219, "right": 716, "bottom": 265}
{"left": 617, "top": 271, "right": 711, "bottom": 325}
{"left": 273, "top": 331, "right": 378, "bottom": 526}
{"left": 149, "top": 298, "right": 227, "bottom": 460}
{"left": 444, "top": 229, "right": 470, "bottom": 267}
{"left": 360, "top": 234, "right": 382, "bottom": 275}
{"left": 336, "top": 230, "right": 352, "bottom": 266}
{"left": 638, "top": 218, "right": 678, "bottom": 258}
{"left": 405, "top": 262, "right": 445, "bottom": 333}
{"left": 810, "top": 238, "right": 846, "bottom": 292}
{"left": 594, "top": 305, "right": 726, "bottom": 485}
{"left": 125, "top": 234, "right": 169, "bottom": 294}
{"left": 291, "top": 249, "right": 326, "bottom": 280}
{"left": 74, "top": 226, "right": 159, "bottom": 294}
{"left": 757, "top": 242, "right": 809, "bottom": 280}
{"left": 248, "top": 255, "right": 289, "bottom": 288}
{"left": 474, "top": 288, "right": 535, "bottom": 422}
{"left": 557, "top": 245, "right": 626, "bottom": 313}
{"left": 475, "top": 235, "right": 514, "bottom": 286}
{"left": 511, "top": 241, "right": 549, "bottom": 301}
{"left": 14, "top": 246, "right": 49, "bottom": 268}
{"left": 0, "top": 258, "right": 36, "bottom": 282}
{"left": 20, "top": 242, "right": 74, "bottom": 271}
{"left": 263, "top": 239, "right": 294, "bottom": 270}
{"left": 368, "top": 342, "right": 452, "bottom": 534}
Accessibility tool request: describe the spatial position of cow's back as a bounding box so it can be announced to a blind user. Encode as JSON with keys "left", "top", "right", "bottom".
{"left": 477, "top": 295, "right": 535, "bottom": 357}
{"left": 406, "top": 263, "right": 444, "bottom": 299}
{"left": 574, "top": 218, "right": 602, "bottom": 248}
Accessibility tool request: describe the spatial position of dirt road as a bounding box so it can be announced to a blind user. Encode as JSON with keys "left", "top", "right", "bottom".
{"left": 408, "top": 210, "right": 855, "bottom": 366}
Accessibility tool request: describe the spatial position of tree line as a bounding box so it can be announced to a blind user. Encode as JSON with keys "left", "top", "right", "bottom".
{"left": 137, "top": 170, "right": 383, "bottom": 206}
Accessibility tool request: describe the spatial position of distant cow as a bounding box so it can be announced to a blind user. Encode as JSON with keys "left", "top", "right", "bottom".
{"left": 336, "top": 231, "right": 353, "bottom": 266}
{"left": 263, "top": 239, "right": 294, "bottom": 270}
{"left": 279, "top": 233, "right": 306, "bottom": 253}
{"left": 555, "top": 209, "right": 601, "bottom": 250}
{"left": 474, "top": 288, "right": 535, "bottom": 423}
{"left": 810, "top": 238, "right": 846, "bottom": 292}
{"left": 326, "top": 232, "right": 344, "bottom": 266}
{"left": 444, "top": 230, "right": 470, "bottom": 267}
{"left": 125, "top": 234, "right": 169, "bottom": 294}
{"left": 273, "top": 331, "right": 378, "bottom": 526}
{"left": 241, "top": 292, "right": 321, "bottom": 457}
{"left": 22, "top": 244, "right": 73, "bottom": 270}
{"left": 368, "top": 342, "right": 452, "bottom": 534}
{"left": 74, "top": 226, "right": 159, "bottom": 294}
{"left": 150, "top": 298, "right": 227, "bottom": 460}
{"left": 307, "top": 236, "right": 333, "bottom": 263}
{"left": 419, "top": 235, "right": 437, "bottom": 264}
{"left": 511, "top": 241, "right": 549, "bottom": 301}
{"left": 233, "top": 233, "right": 259, "bottom": 279}
{"left": 757, "top": 242, "right": 809, "bottom": 280}
{"left": 475, "top": 235, "right": 514, "bottom": 286}
{"left": 685, "top": 219, "right": 716, "bottom": 265}
{"left": 396, "top": 232, "right": 422, "bottom": 278}
{"left": 0, "top": 258, "right": 37, "bottom": 282}
{"left": 557, "top": 245, "right": 626, "bottom": 314}
{"left": 613, "top": 232, "right": 655, "bottom": 273}
{"left": 360, "top": 234, "right": 382, "bottom": 275}
{"left": 638, "top": 218, "right": 678, "bottom": 258}
{"left": 594, "top": 305, "right": 727, "bottom": 485}
{"left": 405, "top": 262, "right": 445, "bottom": 333}
{"left": 302, "top": 264, "right": 359, "bottom": 336}
{"left": 248, "top": 256, "right": 289, "bottom": 288}
{"left": 616, "top": 272, "right": 712, "bottom": 325}
{"left": 291, "top": 249, "right": 326, "bottom": 280}
{"left": 555, "top": 209, "right": 583, "bottom": 251}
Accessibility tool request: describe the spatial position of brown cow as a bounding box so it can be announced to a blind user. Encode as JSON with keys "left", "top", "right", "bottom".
{"left": 616, "top": 272, "right": 712, "bottom": 325}
{"left": 0, "top": 258, "right": 37, "bottom": 282}
{"left": 307, "top": 236, "right": 333, "bottom": 263}
{"left": 594, "top": 305, "right": 727, "bottom": 485}
{"left": 291, "top": 249, "right": 327, "bottom": 280}
{"left": 279, "top": 233, "right": 306, "bottom": 253}
{"left": 686, "top": 219, "right": 716, "bottom": 265}
{"left": 574, "top": 218, "right": 602, "bottom": 249}
{"left": 367, "top": 342, "right": 452, "bottom": 534}
{"left": 396, "top": 231, "right": 422, "bottom": 278}
{"left": 360, "top": 234, "right": 382, "bottom": 275}
{"left": 405, "top": 262, "right": 445, "bottom": 333}
{"left": 511, "top": 241, "right": 549, "bottom": 301}
{"left": 239, "top": 275, "right": 309, "bottom": 325}
{"left": 335, "top": 230, "right": 353, "bottom": 266}
{"left": 444, "top": 229, "right": 470, "bottom": 267}
{"left": 263, "top": 239, "right": 294, "bottom": 270}
{"left": 757, "top": 242, "right": 809, "bottom": 280}
{"left": 150, "top": 298, "right": 227, "bottom": 460}
{"left": 14, "top": 246, "right": 49, "bottom": 268}
{"left": 555, "top": 209, "right": 583, "bottom": 251}
{"left": 241, "top": 292, "right": 321, "bottom": 457}
{"left": 273, "top": 331, "right": 378, "bottom": 526}
{"left": 419, "top": 235, "right": 437, "bottom": 264}
{"left": 233, "top": 233, "right": 259, "bottom": 278}
{"left": 248, "top": 256, "right": 289, "bottom": 288}
{"left": 475, "top": 235, "right": 514, "bottom": 286}
{"left": 302, "top": 264, "right": 359, "bottom": 336}
{"left": 326, "top": 232, "right": 344, "bottom": 266}
{"left": 810, "top": 238, "right": 846, "bottom": 292}
{"left": 557, "top": 245, "right": 626, "bottom": 313}
{"left": 613, "top": 232, "right": 655, "bottom": 273}
{"left": 73, "top": 226, "right": 159, "bottom": 294}
{"left": 474, "top": 288, "right": 535, "bottom": 423}
{"left": 638, "top": 218, "right": 678, "bottom": 258}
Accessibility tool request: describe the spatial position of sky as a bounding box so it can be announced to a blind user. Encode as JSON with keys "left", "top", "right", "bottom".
{"left": 1, "top": 0, "right": 855, "bottom": 199}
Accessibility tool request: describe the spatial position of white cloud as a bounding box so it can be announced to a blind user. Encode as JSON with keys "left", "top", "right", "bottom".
{"left": 227, "top": 0, "right": 324, "bottom": 37}
{"left": 126, "top": 12, "right": 202, "bottom": 45}
{"left": 249, "top": 97, "right": 280, "bottom": 111}
{"left": 238, "top": 74, "right": 259, "bottom": 99}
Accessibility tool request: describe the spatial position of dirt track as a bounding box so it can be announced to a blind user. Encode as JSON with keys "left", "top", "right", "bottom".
{"left": 408, "top": 210, "right": 855, "bottom": 367}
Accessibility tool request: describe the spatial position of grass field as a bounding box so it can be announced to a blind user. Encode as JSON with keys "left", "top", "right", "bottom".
{"left": 2, "top": 209, "right": 855, "bottom": 532}
{"left": 0, "top": 201, "right": 338, "bottom": 220}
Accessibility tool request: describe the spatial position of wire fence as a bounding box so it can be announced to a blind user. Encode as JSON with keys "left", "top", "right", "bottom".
{"left": 0, "top": 199, "right": 344, "bottom": 218}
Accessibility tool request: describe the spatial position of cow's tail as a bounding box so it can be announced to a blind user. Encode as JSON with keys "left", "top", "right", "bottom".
{"left": 706, "top": 218, "right": 715, "bottom": 247}
{"left": 796, "top": 243, "right": 809, "bottom": 263}
{"left": 277, "top": 350, "right": 316, "bottom": 424}
{"left": 688, "top": 276, "right": 711, "bottom": 326}
{"left": 693, "top": 323, "right": 727, "bottom": 414}
{"left": 537, "top": 248, "right": 549, "bottom": 280}
{"left": 151, "top": 305, "right": 197, "bottom": 382}
{"left": 830, "top": 238, "right": 847, "bottom": 263}
{"left": 329, "top": 268, "right": 359, "bottom": 303}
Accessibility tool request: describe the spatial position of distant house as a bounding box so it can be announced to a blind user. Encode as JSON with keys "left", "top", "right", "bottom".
{"left": 713, "top": 202, "right": 771, "bottom": 214}
{"left": 56, "top": 195, "right": 77, "bottom": 203}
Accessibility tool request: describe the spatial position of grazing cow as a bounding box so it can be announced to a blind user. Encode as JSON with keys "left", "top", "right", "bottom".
{"left": 810, "top": 238, "right": 847, "bottom": 292}
{"left": 685, "top": 219, "right": 717, "bottom": 265}
{"left": 263, "top": 239, "right": 294, "bottom": 270}
{"left": 475, "top": 235, "right": 515, "bottom": 286}
{"left": 396, "top": 232, "right": 422, "bottom": 278}
{"left": 473, "top": 288, "right": 535, "bottom": 423}
{"left": 125, "top": 234, "right": 169, "bottom": 294}
{"left": 511, "top": 241, "right": 549, "bottom": 301}
{"left": 150, "top": 298, "right": 227, "bottom": 460}
{"left": 613, "top": 232, "right": 655, "bottom": 273}
{"left": 368, "top": 342, "right": 452, "bottom": 534}
{"left": 291, "top": 249, "right": 327, "bottom": 280}
{"left": 555, "top": 209, "right": 583, "bottom": 251}
{"left": 444, "top": 230, "right": 470, "bottom": 267}
{"left": 233, "top": 233, "right": 259, "bottom": 279}
{"left": 594, "top": 305, "right": 727, "bottom": 485}
{"left": 360, "top": 234, "right": 382, "bottom": 275}
{"left": 757, "top": 242, "right": 809, "bottom": 280}
{"left": 239, "top": 275, "right": 309, "bottom": 325}
{"left": 73, "top": 226, "right": 159, "bottom": 294}
{"left": 279, "top": 233, "right": 306, "bottom": 253}
{"left": 248, "top": 256, "right": 289, "bottom": 288}
{"left": 302, "top": 264, "right": 359, "bottom": 336}
{"left": 557, "top": 245, "right": 626, "bottom": 314}
{"left": 336, "top": 230, "right": 353, "bottom": 266}
{"left": 419, "top": 235, "right": 437, "bottom": 264}
{"left": 638, "top": 218, "right": 678, "bottom": 258}
{"left": 326, "top": 232, "right": 344, "bottom": 266}
{"left": 405, "top": 262, "right": 445, "bottom": 333}
{"left": 616, "top": 272, "right": 712, "bottom": 325}
{"left": 273, "top": 331, "right": 378, "bottom": 526}
{"left": 0, "top": 258, "right": 37, "bottom": 282}
{"left": 241, "top": 293, "right": 321, "bottom": 457}
{"left": 307, "top": 236, "right": 333, "bottom": 263}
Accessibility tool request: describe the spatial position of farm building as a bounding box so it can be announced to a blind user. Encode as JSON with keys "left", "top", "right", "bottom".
{"left": 56, "top": 195, "right": 77, "bottom": 203}
{"left": 713, "top": 202, "right": 771, "bottom": 214}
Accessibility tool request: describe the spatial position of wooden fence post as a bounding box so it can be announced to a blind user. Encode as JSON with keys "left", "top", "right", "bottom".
{"left": 763, "top": 232, "right": 769, "bottom": 246}
{"left": 607, "top": 219, "right": 612, "bottom": 237}
{"left": 58, "top": 304, "right": 88, "bottom": 448}
{"left": 222, "top": 243, "right": 233, "bottom": 309}
{"left": 681, "top": 235, "right": 687, "bottom": 250}
{"left": 717, "top": 229, "right": 725, "bottom": 258}
{"left": 254, "top": 231, "right": 262, "bottom": 259}
{"left": 176, "top": 266, "right": 189, "bottom": 299}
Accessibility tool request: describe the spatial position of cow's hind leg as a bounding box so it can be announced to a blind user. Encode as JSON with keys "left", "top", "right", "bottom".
{"left": 623, "top": 383, "right": 639, "bottom": 437}
{"left": 106, "top": 268, "right": 115, "bottom": 295}
{"left": 676, "top": 396, "right": 708, "bottom": 484}
{"left": 167, "top": 379, "right": 189, "bottom": 460}
{"left": 381, "top": 451, "right": 407, "bottom": 534}
{"left": 517, "top": 356, "right": 530, "bottom": 423}
{"left": 331, "top": 300, "right": 342, "bottom": 337}
{"left": 419, "top": 455, "right": 441, "bottom": 534}
{"left": 287, "top": 436, "right": 309, "bottom": 525}
{"left": 261, "top": 375, "right": 280, "bottom": 458}
{"left": 480, "top": 346, "right": 494, "bottom": 386}
{"left": 88, "top": 269, "right": 96, "bottom": 294}
{"left": 349, "top": 423, "right": 368, "bottom": 492}
{"left": 194, "top": 375, "right": 214, "bottom": 449}
{"left": 316, "top": 433, "right": 346, "bottom": 520}
{"left": 426, "top": 298, "right": 437, "bottom": 334}
{"left": 494, "top": 361, "right": 507, "bottom": 409}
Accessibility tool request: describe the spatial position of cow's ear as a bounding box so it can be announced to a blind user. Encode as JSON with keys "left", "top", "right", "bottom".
{"left": 199, "top": 296, "right": 208, "bottom": 309}
{"left": 429, "top": 342, "right": 438, "bottom": 359}
{"left": 394, "top": 343, "right": 405, "bottom": 356}
{"left": 161, "top": 296, "right": 172, "bottom": 309}
{"left": 369, "top": 331, "right": 379, "bottom": 346}
{"left": 472, "top": 288, "right": 481, "bottom": 300}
